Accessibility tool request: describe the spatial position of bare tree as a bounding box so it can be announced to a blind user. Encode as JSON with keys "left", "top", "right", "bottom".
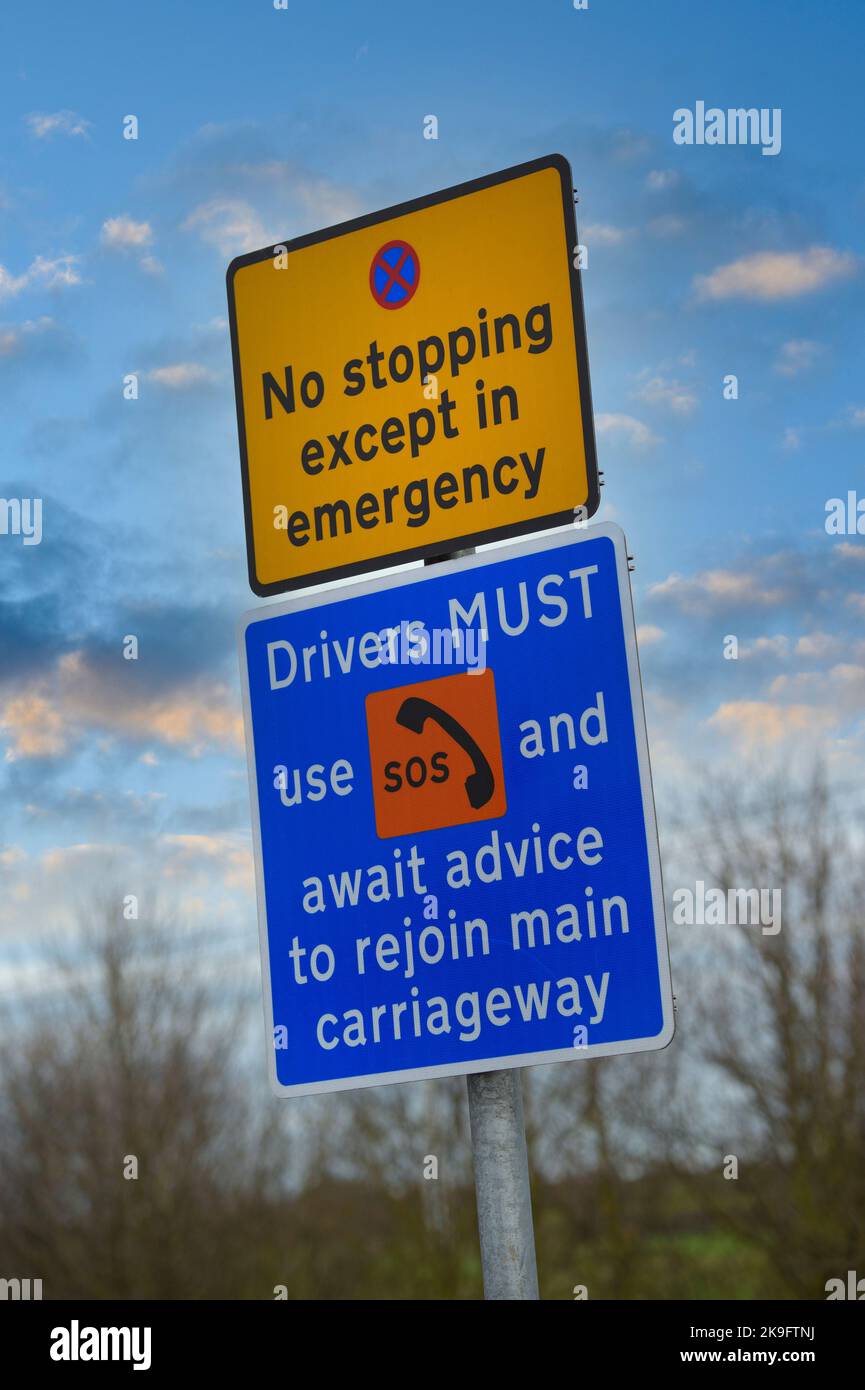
{"left": 0, "top": 897, "right": 289, "bottom": 1298}
{"left": 663, "top": 768, "right": 865, "bottom": 1296}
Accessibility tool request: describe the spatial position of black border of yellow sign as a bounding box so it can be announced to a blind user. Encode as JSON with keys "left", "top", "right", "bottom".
{"left": 226, "top": 153, "right": 599, "bottom": 597}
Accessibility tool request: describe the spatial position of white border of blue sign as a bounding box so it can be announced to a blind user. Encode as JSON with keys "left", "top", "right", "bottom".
{"left": 239, "top": 523, "right": 675, "bottom": 1097}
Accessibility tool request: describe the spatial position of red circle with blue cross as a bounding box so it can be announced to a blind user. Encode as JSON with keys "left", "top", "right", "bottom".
{"left": 370, "top": 239, "right": 420, "bottom": 309}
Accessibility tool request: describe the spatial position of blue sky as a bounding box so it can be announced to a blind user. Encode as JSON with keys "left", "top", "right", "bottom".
{"left": 1, "top": 0, "right": 864, "bottom": 958}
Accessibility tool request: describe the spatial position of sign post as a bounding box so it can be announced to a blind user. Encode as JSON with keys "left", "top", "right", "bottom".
{"left": 230, "top": 158, "right": 672, "bottom": 1300}
{"left": 424, "top": 547, "right": 539, "bottom": 1298}
{"left": 467, "top": 1067, "right": 539, "bottom": 1299}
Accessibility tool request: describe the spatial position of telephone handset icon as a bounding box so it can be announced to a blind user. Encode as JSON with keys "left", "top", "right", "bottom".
{"left": 395, "top": 696, "right": 495, "bottom": 810}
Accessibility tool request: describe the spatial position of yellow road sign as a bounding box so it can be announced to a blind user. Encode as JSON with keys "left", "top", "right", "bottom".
{"left": 227, "top": 154, "right": 598, "bottom": 596}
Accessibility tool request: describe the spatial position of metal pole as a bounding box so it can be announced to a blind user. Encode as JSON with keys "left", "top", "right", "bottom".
{"left": 425, "top": 549, "right": 540, "bottom": 1300}
{"left": 466, "top": 1068, "right": 540, "bottom": 1299}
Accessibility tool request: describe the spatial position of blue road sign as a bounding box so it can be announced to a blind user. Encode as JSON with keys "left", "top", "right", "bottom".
{"left": 239, "top": 524, "right": 673, "bottom": 1097}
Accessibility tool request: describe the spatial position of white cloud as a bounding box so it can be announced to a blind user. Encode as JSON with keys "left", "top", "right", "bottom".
{"left": 649, "top": 568, "right": 787, "bottom": 614}
{"left": 181, "top": 163, "right": 361, "bottom": 257}
{"left": 595, "top": 413, "right": 659, "bottom": 449}
{"left": 182, "top": 198, "right": 268, "bottom": 256}
{"left": 159, "top": 834, "right": 253, "bottom": 893}
{"left": 0, "top": 833, "right": 255, "bottom": 951}
{"left": 795, "top": 632, "right": 842, "bottom": 659}
{"left": 695, "top": 247, "right": 857, "bottom": 302}
{"left": 195, "top": 316, "right": 228, "bottom": 334}
{"left": 708, "top": 700, "right": 836, "bottom": 752}
{"left": 0, "top": 316, "right": 58, "bottom": 357}
{"left": 769, "top": 663, "right": 865, "bottom": 720}
{"left": 292, "top": 175, "right": 361, "bottom": 227}
{"left": 25, "top": 110, "right": 91, "bottom": 139}
{"left": 648, "top": 214, "right": 688, "bottom": 238}
{"left": 226, "top": 161, "right": 357, "bottom": 212}
{"left": 101, "top": 215, "right": 153, "bottom": 249}
{"left": 146, "top": 363, "right": 214, "bottom": 389}
{"left": 739, "top": 635, "right": 789, "bottom": 661}
{"left": 608, "top": 129, "right": 651, "bottom": 162}
{"left": 635, "top": 371, "right": 697, "bottom": 416}
{"left": 774, "top": 339, "right": 824, "bottom": 376}
{"left": 636, "top": 624, "right": 665, "bottom": 646}
{"left": 0, "top": 651, "right": 241, "bottom": 761}
{"left": 583, "top": 222, "right": 629, "bottom": 246}
{"left": 645, "top": 169, "right": 681, "bottom": 192}
{"left": 0, "top": 255, "right": 81, "bottom": 301}
{"left": 782, "top": 427, "right": 802, "bottom": 451}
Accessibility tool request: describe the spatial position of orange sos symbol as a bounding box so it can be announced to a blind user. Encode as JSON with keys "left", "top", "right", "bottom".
{"left": 365, "top": 669, "right": 507, "bottom": 838}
